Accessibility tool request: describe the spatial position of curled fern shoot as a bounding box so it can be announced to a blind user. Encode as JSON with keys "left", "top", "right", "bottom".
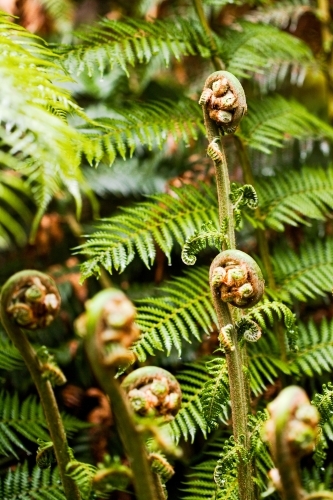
{"left": 230, "top": 183, "right": 258, "bottom": 229}
{"left": 181, "top": 220, "right": 229, "bottom": 265}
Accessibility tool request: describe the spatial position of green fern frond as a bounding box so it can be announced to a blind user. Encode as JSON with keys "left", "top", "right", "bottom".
{"left": 200, "top": 358, "right": 229, "bottom": 429}
{"left": 0, "top": 461, "right": 66, "bottom": 499}
{"left": 247, "top": 331, "right": 292, "bottom": 396}
{"left": 312, "top": 382, "right": 333, "bottom": 426}
{"left": 240, "top": 95, "right": 333, "bottom": 153}
{"left": 81, "top": 98, "right": 203, "bottom": 166}
{"left": 66, "top": 461, "right": 97, "bottom": 500}
{"left": 243, "top": 300, "right": 297, "bottom": 351}
{"left": 220, "top": 20, "right": 315, "bottom": 80}
{"left": 167, "top": 360, "right": 215, "bottom": 443}
{"left": 0, "top": 170, "right": 33, "bottom": 248}
{"left": 133, "top": 266, "right": 216, "bottom": 361}
{"left": 273, "top": 237, "right": 333, "bottom": 302}
{"left": 290, "top": 319, "right": 333, "bottom": 378}
{"left": 59, "top": 17, "right": 210, "bottom": 76}
{"left": 182, "top": 221, "right": 228, "bottom": 265}
{"left": 39, "top": 0, "right": 74, "bottom": 34}
{"left": 0, "top": 338, "right": 24, "bottom": 371}
{"left": 133, "top": 266, "right": 213, "bottom": 358}
{"left": 0, "top": 391, "right": 88, "bottom": 458}
{"left": 77, "top": 183, "right": 218, "bottom": 280}
{"left": 255, "top": 166, "right": 333, "bottom": 231}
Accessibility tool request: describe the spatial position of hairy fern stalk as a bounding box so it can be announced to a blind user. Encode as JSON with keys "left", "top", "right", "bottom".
{"left": 0, "top": 0, "right": 333, "bottom": 499}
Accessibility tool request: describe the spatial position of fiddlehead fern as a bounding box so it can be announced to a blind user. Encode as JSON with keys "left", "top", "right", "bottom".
{"left": 263, "top": 386, "right": 320, "bottom": 500}
{"left": 0, "top": 270, "right": 81, "bottom": 500}
{"left": 121, "top": 366, "right": 182, "bottom": 422}
{"left": 210, "top": 250, "right": 265, "bottom": 308}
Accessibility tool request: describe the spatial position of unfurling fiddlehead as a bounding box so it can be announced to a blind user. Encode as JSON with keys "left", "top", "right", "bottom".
{"left": 210, "top": 250, "right": 265, "bottom": 309}
{"left": 263, "top": 386, "right": 320, "bottom": 500}
{"left": 80, "top": 288, "right": 166, "bottom": 500}
{"left": 199, "top": 71, "right": 247, "bottom": 135}
{"left": 0, "top": 270, "right": 81, "bottom": 500}
{"left": 181, "top": 220, "right": 229, "bottom": 265}
{"left": 121, "top": 366, "right": 182, "bottom": 422}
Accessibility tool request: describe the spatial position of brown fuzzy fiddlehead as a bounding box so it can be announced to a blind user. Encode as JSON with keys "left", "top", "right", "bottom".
{"left": 199, "top": 71, "right": 247, "bottom": 135}
{"left": 5, "top": 272, "right": 61, "bottom": 329}
{"left": 210, "top": 249, "right": 265, "bottom": 309}
{"left": 263, "top": 386, "right": 320, "bottom": 500}
{"left": 121, "top": 366, "right": 182, "bottom": 422}
{"left": 0, "top": 270, "right": 81, "bottom": 500}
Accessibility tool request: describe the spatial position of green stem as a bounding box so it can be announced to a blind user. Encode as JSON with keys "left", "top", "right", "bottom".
{"left": 0, "top": 274, "right": 81, "bottom": 500}
{"left": 304, "top": 493, "right": 333, "bottom": 500}
{"left": 84, "top": 328, "right": 161, "bottom": 500}
{"left": 192, "top": 0, "right": 224, "bottom": 71}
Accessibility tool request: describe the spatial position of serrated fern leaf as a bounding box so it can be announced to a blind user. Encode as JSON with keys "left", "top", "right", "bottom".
{"left": 273, "top": 237, "right": 333, "bottom": 302}
{"left": 133, "top": 266, "right": 216, "bottom": 361}
{"left": 0, "top": 391, "right": 88, "bottom": 458}
{"left": 243, "top": 300, "right": 297, "bottom": 351}
{"left": 77, "top": 183, "right": 218, "bottom": 280}
{"left": 240, "top": 95, "right": 333, "bottom": 153}
{"left": 59, "top": 17, "right": 210, "bottom": 76}
{"left": 200, "top": 358, "right": 229, "bottom": 429}
{"left": 0, "top": 462, "right": 66, "bottom": 500}
{"left": 220, "top": 20, "right": 315, "bottom": 84}
{"left": 0, "top": 338, "right": 23, "bottom": 371}
{"left": 312, "top": 382, "right": 333, "bottom": 426}
{"left": 290, "top": 319, "right": 333, "bottom": 378}
{"left": 66, "top": 461, "right": 97, "bottom": 500}
{"left": 81, "top": 98, "right": 203, "bottom": 166}
{"left": 256, "top": 166, "right": 333, "bottom": 231}
{"left": 167, "top": 360, "right": 214, "bottom": 444}
{"left": 182, "top": 221, "right": 227, "bottom": 265}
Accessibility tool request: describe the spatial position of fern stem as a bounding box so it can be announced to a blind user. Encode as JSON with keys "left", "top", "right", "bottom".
{"left": 192, "top": 0, "right": 224, "bottom": 71}
{"left": 0, "top": 272, "right": 81, "bottom": 500}
{"left": 201, "top": 73, "right": 254, "bottom": 499}
{"left": 84, "top": 326, "right": 162, "bottom": 500}
{"left": 304, "top": 493, "right": 333, "bottom": 500}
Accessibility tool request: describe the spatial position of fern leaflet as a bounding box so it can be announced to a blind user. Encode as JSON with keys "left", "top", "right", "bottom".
{"left": 200, "top": 358, "right": 229, "bottom": 430}
{"left": 182, "top": 221, "right": 228, "bottom": 265}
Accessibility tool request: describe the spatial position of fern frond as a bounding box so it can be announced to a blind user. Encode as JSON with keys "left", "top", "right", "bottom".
{"left": 240, "top": 95, "right": 333, "bottom": 153}
{"left": 0, "top": 462, "right": 66, "bottom": 499}
{"left": 200, "top": 358, "right": 229, "bottom": 429}
{"left": 0, "top": 170, "right": 33, "bottom": 248}
{"left": 0, "top": 338, "right": 24, "bottom": 371}
{"left": 243, "top": 300, "right": 297, "bottom": 351}
{"left": 133, "top": 266, "right": 216, "bottom": 361}
{"left": 312, "top": 382, "right": 333, "bottom": 426}
{"left": 255, "top": 166, "right": 333, "bottom": 231}
{"left": 59, "top": 17, "right": 210, "bottom": 76}
{"left": 220, "top": 20, "right": 315, "bottom": 81}
{"left": 273, "top": 238, "right": 333, "bottom": 301}
{"left": 66, "top": 461, "right": 97, "bottom": 500}
{"left": 290, "top": 319, "right": 333, "bottom": 378}
{"left": 0, "top": 391, "right": 88, "bottom": 457}
{"left": 167, "top": 359, "right": 215, "bottom": 443}
{"left": 182, "top": 221, "right": 228, "bottom": 265}
{"left": 77, "top": 183, "right": 218, "bottom": 280}
{"left": 81, "top": 98, "right": 203, "bottom": 166}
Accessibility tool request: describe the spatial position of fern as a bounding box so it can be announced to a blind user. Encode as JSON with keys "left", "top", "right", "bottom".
{"left": 80, "top": 98, "right": 203, "bottom": 166}
{"left": 242, "top": 300, "right": 297, "bottom": 351}
{"left": 273, "top": 237, "right": 333, "bottom": 301}
{"left": 59, "top": 17, "right": 210, "bottom": 76}
{"left": 0, "top": 461, "right": 66, "bottom": 499}
{"left": 290, "top": 319, "right": 333, "bottom": 378}
{"left": 182, "top": 221, "right": 228, "bottom": 265}
{"left": 240, "top": 95, "right": 333, "bottom": 153}
{"left": 220, "top": 20, "right": 315, "bottom": 81}
{"left": 255, "top": 166, "right": 333, "bottom": 231}
{"left": 312, "top": 382, "right": 333, "bottom": 426}
{"left": 0, "top": 338, "right": 24, "bottom": 371}
{"left": 0, "top": 391, "right": 88, "bottom": 457}
{"left": 133, "top": 266, "right": 216, "bottom": 361}
{"left": 66, "top": 461, "right": 97, "bottom": 500}
{"left": 168, "top": 360, "right": 215, "bottom": 443}
{"left": 77, "top": 183, "right": 218, "bottom": 280}
{"left": 200, "top": 358, "right": 229, "bottom": 429}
